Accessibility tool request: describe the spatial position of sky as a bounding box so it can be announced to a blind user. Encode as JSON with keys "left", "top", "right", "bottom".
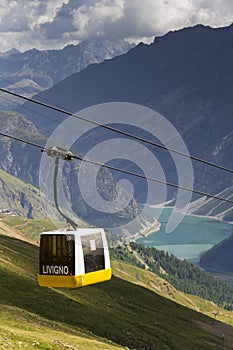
{"left": 0, "top": 0, "right": 233, "bottom": 52}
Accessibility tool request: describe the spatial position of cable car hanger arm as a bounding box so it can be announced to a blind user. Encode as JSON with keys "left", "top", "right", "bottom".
{"left": 43, "top": 146, "right": 78, "bottom": 229}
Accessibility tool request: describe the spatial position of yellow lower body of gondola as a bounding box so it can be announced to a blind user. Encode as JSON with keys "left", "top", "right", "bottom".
{"left": 38, "top": 268, "right": 112, "bottom": 288}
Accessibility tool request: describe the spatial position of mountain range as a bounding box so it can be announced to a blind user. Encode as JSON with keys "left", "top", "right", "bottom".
{"left": 17, "top": 24, "right": 233, "bottom": 220}
{"left": 0, "top": 39, "right": 133, "bottom": 109}
{"left": 1, "top": 24, "right": 233, "bottom": 238}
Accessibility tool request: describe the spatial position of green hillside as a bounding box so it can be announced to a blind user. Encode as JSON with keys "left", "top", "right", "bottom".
{"left": 113, "top": 242, "right": 233, "bottom": 310}
{"left": 1, "top": 224, "right": 233, "bottom": 349}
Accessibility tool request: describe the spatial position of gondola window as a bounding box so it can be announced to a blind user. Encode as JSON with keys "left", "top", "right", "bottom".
{"left": 81, "top": 233, "right": 105, "bottom": 273}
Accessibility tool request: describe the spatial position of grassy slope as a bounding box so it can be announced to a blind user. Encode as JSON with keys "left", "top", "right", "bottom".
{"left": 0, "top": 217, "right": 233, "bottom": 349}
{"left": 0, "top": 214, "right": 61, "bottom": 242}
{"left": 112, "top": 261, "right": 231, "bottom": 322}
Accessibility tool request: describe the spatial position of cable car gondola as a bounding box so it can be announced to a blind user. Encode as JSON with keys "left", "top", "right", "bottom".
{"left": 38, "top": 228, "right": 112, "bottom": 288}
{"left": 38, "top": 147, "right": 112, "bottom": 288}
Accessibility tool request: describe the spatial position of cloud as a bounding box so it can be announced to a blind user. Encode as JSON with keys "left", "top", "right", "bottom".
{"left": 71, "top": 0, "right": 125, "bottom": 40}
{"left": 0, "top": 0, "right": 69, "bottom": 51}
{"left": 69, "top": 0, "right": 233, "bottom": 40}
{"left": 0, "top": 0, "right": 233, "bottom": 52}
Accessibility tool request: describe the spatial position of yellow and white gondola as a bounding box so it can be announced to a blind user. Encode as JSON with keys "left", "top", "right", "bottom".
{"left": 38, "top": 228, "right": 112, "bottom": 288}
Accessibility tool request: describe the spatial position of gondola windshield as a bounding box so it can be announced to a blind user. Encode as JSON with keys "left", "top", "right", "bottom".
{"left": 39, "top": 234, "right": 75, "bottom": 276}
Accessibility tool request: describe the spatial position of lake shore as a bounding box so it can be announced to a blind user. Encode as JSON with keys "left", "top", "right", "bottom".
{"left": 126, "top": 218, "right": 161, "bottom": 241}
{"left": 135, "top": 206, "right": 233, "bottom": 263}
{"left": 147, "top": 204, "right": 233, "bottom": 224}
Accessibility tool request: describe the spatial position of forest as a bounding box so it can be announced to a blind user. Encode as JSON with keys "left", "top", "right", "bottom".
{"left": 111, "top": 242, "right": 233, "bottom": 310}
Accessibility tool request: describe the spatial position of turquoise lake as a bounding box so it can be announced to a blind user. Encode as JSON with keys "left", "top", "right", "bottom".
{"left": 137, "top": 207, "right": 233, "bottom": 263}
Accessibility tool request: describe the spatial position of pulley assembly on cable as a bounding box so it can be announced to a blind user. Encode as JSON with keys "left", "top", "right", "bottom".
{"left": 38, "top": 147, "right": 112, "bottom": 288}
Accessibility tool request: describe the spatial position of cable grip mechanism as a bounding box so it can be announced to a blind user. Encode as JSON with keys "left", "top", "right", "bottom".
{"left": 43, "top": 146, "right": 74, "bottom": 161}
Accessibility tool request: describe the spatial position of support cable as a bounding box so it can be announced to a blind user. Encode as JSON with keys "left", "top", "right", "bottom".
{"left": 1, "top": 87, "right": 233, "bottom": 174}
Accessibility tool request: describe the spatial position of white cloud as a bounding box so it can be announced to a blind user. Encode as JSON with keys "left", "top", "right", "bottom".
{"left": 0, "top": 0, "right": 233, "bottom": 52}
{"left": 0, "top": 0, "right": 69, "bottom": 51}
{"left": 69, "top": 0, "right": 233, "bottom": 41}
{"left": 32, "top": 0, "right": 70, "bottom": 28}
{"left": 71, "top": 1, "right": 125, "bottom": 39}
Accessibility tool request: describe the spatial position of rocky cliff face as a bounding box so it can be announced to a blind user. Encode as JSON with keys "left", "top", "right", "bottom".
{"left": 63, "top": 161, "right": 151, "bottom": 235}
{"left": 0, "top": 111, "right": 45, "bottom": 185}
{"left": 0, "top": 169, "right": 60, "bottom": 220}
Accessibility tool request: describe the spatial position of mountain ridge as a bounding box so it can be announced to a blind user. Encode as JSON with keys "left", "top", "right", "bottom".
{"left": 18, "top": 24, "right": 233, "bottom": 219}
{"left": 0, "top": 39, "right": 133, "bottom": 110}
{"left": 200, "top": 233, "right": 233, "bottom": 275}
